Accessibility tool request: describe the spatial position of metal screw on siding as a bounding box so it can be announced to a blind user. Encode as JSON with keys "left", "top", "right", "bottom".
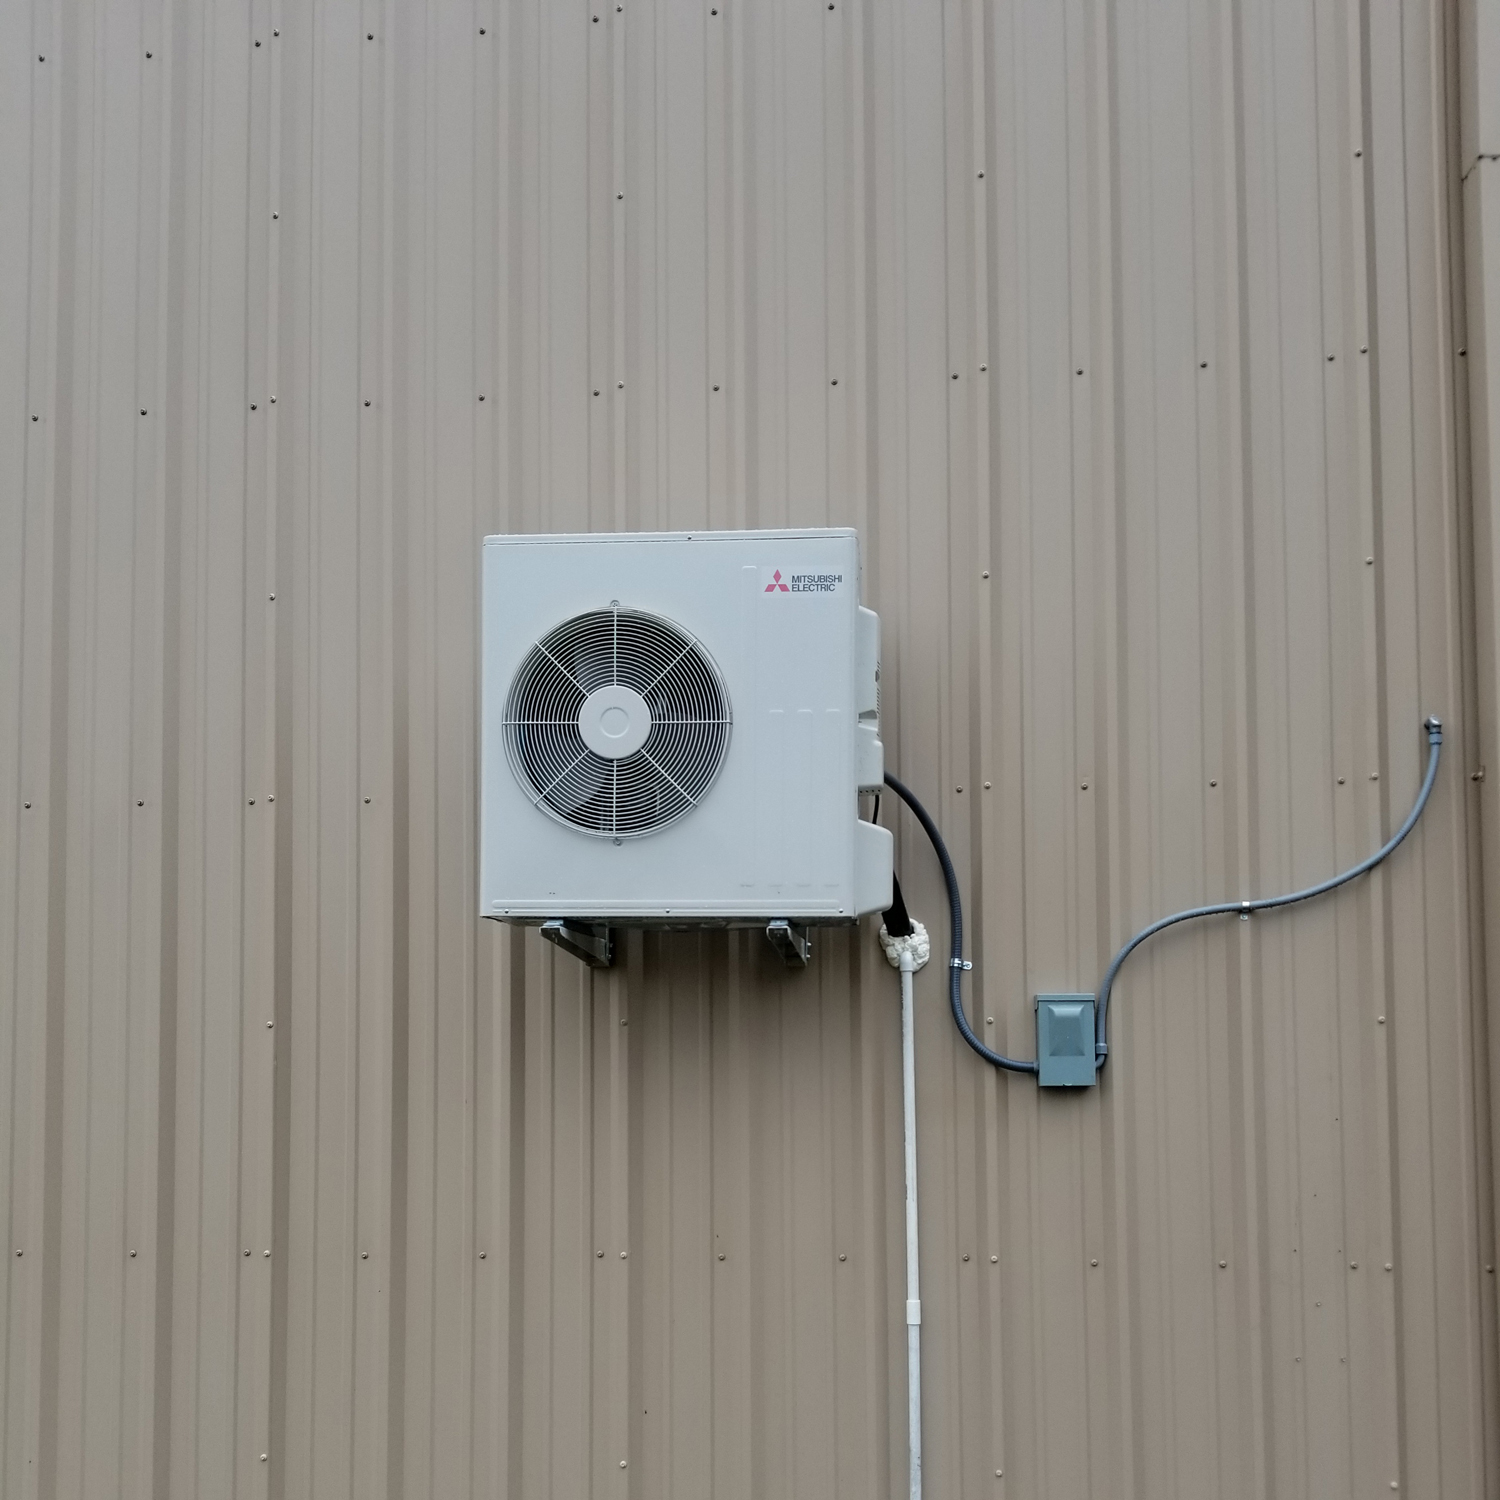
{"left": 1386, "top": 1262, "right": 1392, "bottom": 1270}
{"left": 962, "top": 1253, "right": 969, "bottom": 1262}
{"left": 138, "top": 800, "right": 145, "bottom": 807}
{"left": 1355, "top": 148, "right": 1363, "bottom": 157}
{"left": 1210, "top": 779, "right": 1217, "bottom": 787}
{"left": 986, "top": 1016, "right": 993, "bottom": 1024}
{"left": 261, "top": 1455, "right": 268, "bottom": 1463}
{"left": 831, "top": 378, "right": 838, "bottom": 385}
{"left": 1219, "top": 1259, "right": 1227, "bottom": 1268}
{"left": 244, "top": 1248, "right": 251, "bottom": 1257}
{"left": 1474, "top": 768, "right": 1487, "bottom": 782}
{"left": 597, "top": 1249, "right": 604, "bottom": 1257}
{"left": 130, "top": 1249, "right": 137, "bottom": 1257}
{"left": 1377, "top": 1016, "right": 1385, "bottom": 1024}
{"left": 983, "top": 780, "right": 991, "bottom": 789}
{"left": 270, "top": 396, "right": 276, "bottom": 402}
{"left": 272, "top": 212, "right": 279, "bottom": 219}
{"left": 617, "top": 381, "right": 624, "bottom": 388}
{"left": 255, "top": 39, "right": 261, "bottom": 46}
{"left": 981, "top": 570, "right": 990, "bottom": 578}
{"left": 991, "top": 1255, "right": 998, "bottom": 1263}
{"left": 364, "top": 796, "right": 371, "bottom": 803}
{"left": 266, "top": 1020, "right": 273, "bottom": 1028}
{"left": 713, "top": 384, "right": 720, "bottom": 391}
{"left": 24, "top": 802, "right": 30, "bottom": 809}
{"left": 1076, "top": 368, "right": 1083, "bottom": 376}
{"left": 147, "top": 50, "right": 153, "bottom": 57}
{"left": 620, "top": 1460, "right": 628, "bottom": 1468}
{"left": 32, "top": 414, "right": 37, "bottom": 420}
{"left": 620, "top": 1250, "right": 627, "bottom": 1258}
{"left": 837, "top": 1253, "right": 845, "bottom": 1261}
{"left": 249, "top": 798, "right": 255, "bottom": 805}
{"left": 268, "top": 794, "right": 274, "bottom": 801}
{"left": 952, "top": 372, "right": 959, "bottom": 380}
{"left": 141, "top": 408, "right": 147, "bottom": 416}
{"left": 1090, "top": 1258, "right": 1098, "bottom": 1267}
{"left": 1370, "top": 771, "right": 1379, "bottom": 780}
{"left": 367, "top": 33, "right": 374, "bottom": 40}
{"left": 251, "top": 403, "right": 257, "bottom": 410}
{"left": 1338, "top": 776, "right": 1346, "bottom": 784}
{"left": 361, "top": 1251, "right": 368, "bottom": 1259}
{"left": 1361, "top": 345, "right": 1368, "bottom": 353}
{"left": 1351, "top": 1262, "right": 1358, "bottom": 1269}
{"left": 1200, "top": 360, "right": 1208, "bottom": 368}
{"left": 364, "top": 399, "right": 371, "bottom": 406}
{"left": 1366, "top": 556, "right": 1374, "bottom": 565}
{"left": 479, "top": 1251, "right": 486, "bottom": 1258}
{"left": 1080, "top": 782, "right": 1088, "bottom": 791}
{"left": 978, "top": 170, "right": 984, "bottom": 178}
{"left": 1460, "top": 348, "right": 1468, "bottom": 357}
{"left": 594, "top": 389, "right": 600, "bottom": 396}
{"left": 274, "top": 28, "right": 279, "bottom": 35}
{"left": 480, "top": 26, "right": 486, "bottom": 32}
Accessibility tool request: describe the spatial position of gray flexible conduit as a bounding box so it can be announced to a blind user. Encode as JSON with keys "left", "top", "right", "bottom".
{"left": 887, "top": 716, "right": 1444, "bottom": 1078}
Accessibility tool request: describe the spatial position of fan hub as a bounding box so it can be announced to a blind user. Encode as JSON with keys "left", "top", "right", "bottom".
{"left": 578, "top": 684, "right": 653, "bottom": 760}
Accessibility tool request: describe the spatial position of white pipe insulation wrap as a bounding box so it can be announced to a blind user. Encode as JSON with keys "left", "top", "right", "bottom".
{"left": 883, "top": 918, "right": 929, "bottom": 1500}
{"left": 880, "top": 918, "right": 931, "bottom": 971}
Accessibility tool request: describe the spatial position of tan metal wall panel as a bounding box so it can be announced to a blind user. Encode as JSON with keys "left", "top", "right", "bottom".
{"left": 0, "top": 1, "right": 1493, "bottom": 1497}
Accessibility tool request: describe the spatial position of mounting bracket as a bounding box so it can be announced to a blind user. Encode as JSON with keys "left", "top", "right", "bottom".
{"left": 765, "top": 920, "right": 812, "bottom": 968}
{"left": 540, "top": 920, "right": 615, "bottom": 969}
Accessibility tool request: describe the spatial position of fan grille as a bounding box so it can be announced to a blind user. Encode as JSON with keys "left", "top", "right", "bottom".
{"left": 504, "top": 606, "right": 732, "bottom": 837}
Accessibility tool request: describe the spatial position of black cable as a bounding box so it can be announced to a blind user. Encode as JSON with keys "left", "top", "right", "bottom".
{"left": 883, "top": 771, "right": 1039, "bottom": 1074}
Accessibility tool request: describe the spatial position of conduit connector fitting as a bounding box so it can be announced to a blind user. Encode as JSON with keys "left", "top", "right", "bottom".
{"left": 879, "top": 919, "right": 931, "bottom": 972}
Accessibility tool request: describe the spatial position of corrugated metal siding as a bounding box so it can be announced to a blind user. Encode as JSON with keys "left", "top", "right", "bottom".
{"left": 0, "top": 1, "right": 1492, "bottom": 1496}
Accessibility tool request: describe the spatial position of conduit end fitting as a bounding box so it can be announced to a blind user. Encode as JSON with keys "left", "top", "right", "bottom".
{"left": 879, "top": 919, "right": 931, "bottom": 972}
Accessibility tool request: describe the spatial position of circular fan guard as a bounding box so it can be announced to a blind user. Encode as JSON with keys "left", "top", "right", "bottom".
{"left": 504, "top": 606, "right": 732, "bottom": 837}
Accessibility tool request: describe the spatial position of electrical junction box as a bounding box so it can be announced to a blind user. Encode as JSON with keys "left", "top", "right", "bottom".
{"left": 1035, "top": 995, "right": 1098, "bottom": 1086}
{"left": 480, "top": 528, "right": 892, "bottom": 927}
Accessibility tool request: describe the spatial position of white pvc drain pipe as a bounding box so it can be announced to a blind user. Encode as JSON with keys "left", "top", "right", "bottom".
{"left": 880, "top": 918, "right": 931, "bottom": 1500}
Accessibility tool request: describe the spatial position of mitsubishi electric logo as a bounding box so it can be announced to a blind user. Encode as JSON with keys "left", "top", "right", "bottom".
{"left": 763, "top": 567, "right": 844, "bottom": 594}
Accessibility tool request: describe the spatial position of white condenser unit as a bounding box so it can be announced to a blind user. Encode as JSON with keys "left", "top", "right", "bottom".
{"left": 480, "top": 528, "right": 892, "bottom": 965}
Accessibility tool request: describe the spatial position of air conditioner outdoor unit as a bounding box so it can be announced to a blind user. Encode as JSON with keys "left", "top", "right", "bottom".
{"left": 480, "top": 528, "right": 892, "bottom": 965}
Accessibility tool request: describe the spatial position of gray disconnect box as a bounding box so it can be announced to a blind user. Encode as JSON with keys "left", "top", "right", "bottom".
{"left": 1035, "top": 995, "right": 1097, "bottom": 1087}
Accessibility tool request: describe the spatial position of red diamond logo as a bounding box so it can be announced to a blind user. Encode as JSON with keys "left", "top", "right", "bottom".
{"left": 765, "top": 569, "right": 789, "bottom": 593}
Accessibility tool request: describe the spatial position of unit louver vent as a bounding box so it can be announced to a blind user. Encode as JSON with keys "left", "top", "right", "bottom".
{"left": 504, "top": 606, "right": 732, "bottom": 837}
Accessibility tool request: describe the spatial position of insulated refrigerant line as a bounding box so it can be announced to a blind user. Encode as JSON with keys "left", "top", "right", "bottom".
{"left": 883, "top": 715, "right": 1444, "bottom": 1076}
